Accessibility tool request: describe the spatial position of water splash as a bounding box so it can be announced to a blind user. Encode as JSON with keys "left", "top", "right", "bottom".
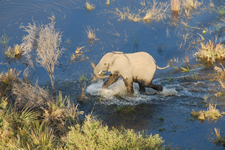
{"left": 86, "top": 79, "right": 179, "bottom": 105}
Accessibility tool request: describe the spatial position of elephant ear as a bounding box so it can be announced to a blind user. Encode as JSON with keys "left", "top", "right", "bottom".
{"left": 108, "top": 53, "right": 130, "bottom": 74}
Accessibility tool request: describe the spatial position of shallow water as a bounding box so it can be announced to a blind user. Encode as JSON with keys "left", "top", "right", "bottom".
{"left": 1, "top": 0, "right": 225, "bottom": 149}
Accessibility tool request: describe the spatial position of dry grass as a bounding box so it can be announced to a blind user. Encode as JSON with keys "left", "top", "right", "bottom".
{"left": 182, "top": 0, "right": 202, "bottom": 10}
{"left": 194, "top": 40, "right": 225, "bottom": 62}
{"left": 20, "top": 15, "right": 64, "bottom": 92}
{"left": 85, "top": 26, "right": 99, "bottom": 43}
{"left": 191, "top": 104, "right": 223, "bottom": 121}
{"left": 171, "top": 0, "right": 181, "bottom": 12}
{"left": 113, "top": 0, "right": 169, "bottom": 23}
{"left": 70, "top": 46, "right": 85, "bottom": 62}
{"left": 143, "top": 0, "right": 169, "bottom": 22}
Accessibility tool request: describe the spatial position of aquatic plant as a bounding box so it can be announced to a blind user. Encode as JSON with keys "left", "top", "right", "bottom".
{"left": 171, "top": 0, "right": 181, "bottom": 12}
{"left": 0, "top": 69, "right": 21, "bottom": 86}
{"left": 64, "top": 114, "right": 165, "bottom": 149}
{"left": 181, "top": 66, "right": 190, "bottom": 72}
{"left": 4, "top": 44, "right": 23, "bottom": 60}
{"left": 85, "top": 26, "right": 99, "bottom": 43}
{"left": 143, "top": 0, "right": 169, "bottom": 22}
{"left": 0, "top": 34, "right": 9, "bottom": 46}
{"left": 70, "top": 46, "right": 85, "bottom": 62}
{"left": 116, "top": 105, "right": 136, "bottom": 114}
{"left": 106, "top": 0, "right": 110, "bottom": 6}
{"left": 182, "top": 0, "right": 202, "bottom": 10}
{"left": 213, "top": 128, "right": 225, "bottom": 147}
{"left": 214, "top": 5, "right": 225, "bottom": 15}
{"left": 191, "top": 104, "right": 223, "bottom": 121}
{"left": 80, "top": 74, "right": 87, "bottom": 82}
{"left": 194, "top": 40, "right": 225, "bottom": 62}
{"left": 21, "top": 15, "right": 65, "bottom": 93}
{"left": 84, "top": 1, "right": 95, "bottom": 11}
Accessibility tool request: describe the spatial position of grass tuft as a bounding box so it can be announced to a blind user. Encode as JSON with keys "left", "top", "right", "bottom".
{"left": 171, "top": 0, "right": 181, "bottom": 12}
{"left": 84, "top": 1, "right": 95, "bottom": 11}
{"left": 143, "top": 0, "right": 169, "bottom": 22}
{"left": 191, "top": 104, "right": 223, "bottom": 121}
{"left": 182, "top": 0, "right": 202, "bottom": 10}
{"left": 85, "top": 26, "right": 99, "bottom": 44}
{"left": 194, "top": 40, "right": 225, "bottom": 62}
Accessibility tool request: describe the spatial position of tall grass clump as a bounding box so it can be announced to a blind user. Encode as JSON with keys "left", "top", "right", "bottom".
{"left": 20, "top": 15, "right": 64, "bottom": 93}
{"left": 191, "top": 104, "right": 223, "bottom": 121}
{"left": 194, "top": 40, "right": 225, "bottom": 62}
{"left": 171, "top": 0, "right": 181, "bottom": 13}
{"left": 143, "top": 0, "right": 169, "bottom": 22}
{"left": 84, "top": 1, "right": 95, "bottom": 11}
{"left": 64, "top": 114, "right": 164, "bottom": 150}
{"left": 182, "top": 0, "right": 202, "bottom": 10}
{"left": 85, "top": 26, "right": 99, "bottom": 44}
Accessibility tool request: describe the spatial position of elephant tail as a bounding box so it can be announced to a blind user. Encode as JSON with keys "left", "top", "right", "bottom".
{"left": 156, "top": 62, "right": 171, "bottom": 70}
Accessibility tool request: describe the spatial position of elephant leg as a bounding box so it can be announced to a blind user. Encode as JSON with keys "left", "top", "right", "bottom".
{"left": 148, "top": 84, "right": 163, "bottom": 92}
{"left": 122, "top": 77, "right": 134, "bottom": 96}
{"left": 138, "top": 83, "right": 146, "bottom": 93}
{"left": 102, "top": 74, "right": 119, "bottom": 88}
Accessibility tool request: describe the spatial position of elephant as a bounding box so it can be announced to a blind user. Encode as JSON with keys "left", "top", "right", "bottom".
{"left": 94, "top": 51, "right": 170, "bottom": 96}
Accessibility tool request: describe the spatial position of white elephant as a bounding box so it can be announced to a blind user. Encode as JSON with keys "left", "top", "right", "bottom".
{"left": 94, "top": 51, "right": 170, "bottom": 96}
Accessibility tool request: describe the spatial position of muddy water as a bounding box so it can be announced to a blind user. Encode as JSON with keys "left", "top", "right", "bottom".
{"left": 1, "top": 0, "right": 225, "bottom": 149}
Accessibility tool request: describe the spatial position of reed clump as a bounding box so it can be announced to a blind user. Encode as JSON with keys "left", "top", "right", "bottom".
{"left": 191, "top": 104, "right": 223, "bottom": 121}
{"left": 194, "top": 40, "right": 225, "bottom": 62}
{"left": 171, "top": 0, "right": 181, "bottom": 13}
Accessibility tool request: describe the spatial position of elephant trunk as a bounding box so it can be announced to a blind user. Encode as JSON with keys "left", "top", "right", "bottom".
{"left": 94, "top": 67, "right": 109, "bottom": 79}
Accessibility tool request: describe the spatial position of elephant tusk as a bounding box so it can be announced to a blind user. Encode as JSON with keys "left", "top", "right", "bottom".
{"left": 98, "top": 70, "right": 102, "bottom": 75}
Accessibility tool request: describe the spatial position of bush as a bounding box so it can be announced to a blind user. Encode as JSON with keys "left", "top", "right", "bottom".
{"left": 64, "top": 115, "right": 165, "bottom": 150}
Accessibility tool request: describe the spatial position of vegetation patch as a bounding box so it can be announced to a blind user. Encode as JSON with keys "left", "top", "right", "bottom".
{"left": 64, "top": 114, "right": 165, "bottom": 150}
{"left": 191, "top": 104, "right": 223, "bottom": 121}
{"left": 194, "top": 40, "right": 225, "bottom": 62}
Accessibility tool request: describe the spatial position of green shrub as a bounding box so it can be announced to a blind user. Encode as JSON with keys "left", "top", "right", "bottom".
{"left": 64, "top": 115, "right": 165, "bottom": 150}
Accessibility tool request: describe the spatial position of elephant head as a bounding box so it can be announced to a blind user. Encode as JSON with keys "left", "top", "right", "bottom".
{"left": 94, "top": 52, "right": 130, "bottom": 79}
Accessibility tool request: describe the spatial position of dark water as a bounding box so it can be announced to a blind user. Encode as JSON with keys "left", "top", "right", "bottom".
{"left": 1, "top": 0, "right": 225, "bottom": 149}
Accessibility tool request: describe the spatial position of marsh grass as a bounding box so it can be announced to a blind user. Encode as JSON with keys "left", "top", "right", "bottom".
{"left": 191, "top": 104, "right": 223, "bottom": 121}
{"left": 85, "top": 26, "right": 99, "bottom": 44}
{"left": 213, "top": 128, "right": 225, "bottom": 147}
{"left": 194, "top": 40, "right": 225, "bottom": 62}
{"left": 181, "top": 66, "right": 190, "bottom": 72}
{"left": 182, "top": 0, "right": 202, "bottom": 10}
{"left": 0, "top": 69, "right": 21, "bottom": 87}
{"left": 113, "top": 0, "right": 169, "bottom": 23}
{"left": 84, "top": 1, "right": 95, "bottom": 11}
{"left": 64, "top": 114, "right": 164, "bottom": 150}
{"left": 214, "top": 5, "right": 225, "bottom": 15}
{"left": 0, "top": 34, "right": 9, "bottom": 46}
{"left": 116, "top": 105, "right": 136, "bottom": 114}
{"left": 5, "top": 44, "right": 23, "bottom": 60}
{"left": 143, "top": 0, "right": 169, "bottom": 22}
{"left": 171, "top": 0, "right": 181, "bottom": 12}
{"left": 70, "top": 46, "right": 85, "bottom": 62}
